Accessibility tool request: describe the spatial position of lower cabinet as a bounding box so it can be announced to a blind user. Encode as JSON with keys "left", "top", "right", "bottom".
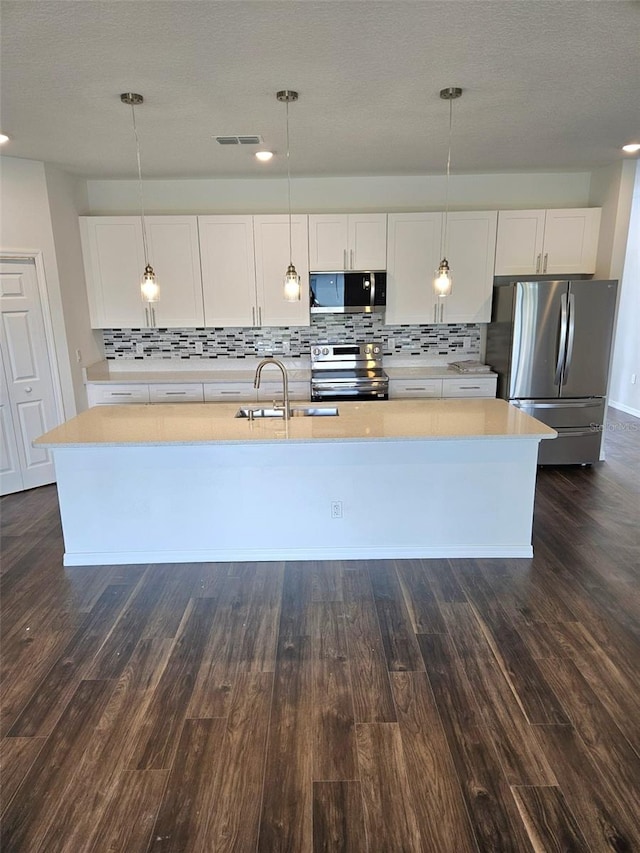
{"left": 87, "top": 380, "right": 311, "bottom": 407}
{"left": 389, "top": 375, "right": 497, "bottom": 399}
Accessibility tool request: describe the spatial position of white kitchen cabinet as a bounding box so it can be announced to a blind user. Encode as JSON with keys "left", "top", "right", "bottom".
{"left": 199, "top": 216, "right": 257, "bottom": 327}
{"left": 439, "top": 211, "right": 498, "bottom": 324}
{"left": 443, "top": 376, "right": 497, "bottom": 397}
{"left": 253, "top": 215, "right": 310, "bottom": 327}
{"left": 389, "top": 379, "right": 442, "bottom": 399}
{"left": 80, "top": 216, "right": 204, "bottom": 328}
{"left": 86, "top": 383, "right": 150, "bottom": 406}
{"left": 203, "top": 381, "right": 255, "bottom": 402}
{"left": 386, "top": 211, "right": 497, "bottom": 325}
{"left": 308, "top": 214, "right": 387, "bottom": 271}
{"left": 200, "top": 215, "right": 310, "bottom": 328}
{"left": 148, "top": 383, "right": 204, "bottom": 403}
{"left": 385, "top": 213, "right": 443, "bottom": 324}
{"left": 256, "top": 381, "right": 310, "bottom": 402}
{"left": 494, "top": 208, "right": 601, "bottom": 276}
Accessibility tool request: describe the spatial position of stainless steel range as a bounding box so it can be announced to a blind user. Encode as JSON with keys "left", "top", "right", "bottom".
{"left": 311, "top": 342, "right": 388, "bottom": 401}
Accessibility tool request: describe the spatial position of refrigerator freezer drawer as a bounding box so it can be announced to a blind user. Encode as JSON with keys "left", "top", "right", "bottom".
{"left": 510, "top": 398, "right": 605, "bottom": 464}
{"left": 511, "top": 398, "right": 605, "bottom": 429}
{"left": 537, "top": 428, "right": 602, "bottom": 465}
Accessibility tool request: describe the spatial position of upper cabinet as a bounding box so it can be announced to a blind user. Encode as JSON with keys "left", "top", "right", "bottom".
{"left": 494, "top": 208, "right": 601, "bottom": 276}
{"left": 385, "top": 211, "right": 497, "bottom": 325}
{"left": 443, "top": 211, "right": 498, "bottom": 324}
{"left": 199, "top": 214, "right": 310, "bottom": 328}
{"left": 80, "top": 216, "right": 204, "bottom": 328}
{"left": 385, "top": 213, "right": 442, "bottom": 324}
{"left": 309, "top": 214, "right": 387, "bottom": 271}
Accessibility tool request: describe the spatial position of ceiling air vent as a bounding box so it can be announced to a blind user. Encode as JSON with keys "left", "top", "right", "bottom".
{"left": 215, "top": 135, "right": 263, "bottom": 145}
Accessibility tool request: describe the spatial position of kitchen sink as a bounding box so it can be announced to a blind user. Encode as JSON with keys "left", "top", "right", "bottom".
{"left": 235, "top": 406, "right": 339, "bottom": 419}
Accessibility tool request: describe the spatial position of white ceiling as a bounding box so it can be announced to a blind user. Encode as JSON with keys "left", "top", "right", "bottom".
{"left": 1, "top": 0, "right": 639, "bottom": 180}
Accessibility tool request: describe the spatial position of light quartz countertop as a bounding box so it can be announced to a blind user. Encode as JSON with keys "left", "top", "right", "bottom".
{"left": 84, "top": 359, "right": 490, "bottom": 384}
{"left": 36, "top": 399, "right": 556, "bottom": 448}
{"left": 84, "top": 359, "right": 311, "bottom": 384}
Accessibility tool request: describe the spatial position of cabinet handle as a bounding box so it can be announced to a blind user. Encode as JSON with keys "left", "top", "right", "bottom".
{"left": 220, "top": 390, "right": 242, "bottom": 395}
{"left": 145, "top": 306, "right": 150, "bottom": 327}
{"left": 24, "top": 386, "right": 33, "bottom": 393}
{"left": 536, "top": 253, "right": 541, "bottom": 274}
{"left": 458, "top": 385, "right": 481, "bottom": 390}
{"left": 165, "top": 391, "right": 187, "bottom": 396}
{"left": 543, "top": 253, "right": 548, "bottom": 273}
{"left": 111, "top": 392, "right": 133, "bottom": 396}
{"left": 252, "top": 307, "right": 256, "bottom": 326}
{"left": 343, "top": 248, "right": 347, "bottom": 269}
{"left": 258, "top": 306, "right": 262, "bottom": 325}
{"left": 433, "top": 304, "right": 437, "bottom": 323}
{"left": 440, "top": 303, "right": 444, "bottom": 323}
{"left": 408, "top": 386, "right": 427, "bottom": 391}
{"left": 350, "top": 248, "right": 354, "bottom": 269}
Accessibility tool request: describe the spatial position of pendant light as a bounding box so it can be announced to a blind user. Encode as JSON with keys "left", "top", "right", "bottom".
{"left": 121, "top": 92, "right": 159, "bottom": 325}
{"left": 277, "top": 90, "right": 301, "bottom": 302}
{"left": 434, "top": 86, "right": 462, "bottom": 301}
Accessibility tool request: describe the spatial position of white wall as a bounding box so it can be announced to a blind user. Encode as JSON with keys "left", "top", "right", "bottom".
{"left": 607, "top": 161, "right": 640, "bottom": 416}
{"left": 44, "top": 164, "right": 103, "bottom": 411}
{"left": 87, "top": 171, "right": 593, "bottom": 215}
{"left": 0, "top": 156, "right": 77, "bottom": 419}
{"left": 589, "top": 160, "right": 636, "bottom": 280}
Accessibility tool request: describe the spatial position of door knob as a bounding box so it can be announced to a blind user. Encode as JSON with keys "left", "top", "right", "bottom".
{"left": 24, "top": 386, "right": 33, "bottom": 393}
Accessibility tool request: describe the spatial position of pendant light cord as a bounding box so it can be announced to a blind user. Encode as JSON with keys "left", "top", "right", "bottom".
{"left": 285, "top": 98, "right": 293, "bottom": 265}
{"left": 441, "top": 95, "right": 453, "bottom": 260}
{"left": 130, "top": 103, "right": 150, "bottom": 268}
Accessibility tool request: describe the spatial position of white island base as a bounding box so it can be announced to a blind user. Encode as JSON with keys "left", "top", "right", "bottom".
{"left": 47, "top": 416, "right": 550, "bottom": 565}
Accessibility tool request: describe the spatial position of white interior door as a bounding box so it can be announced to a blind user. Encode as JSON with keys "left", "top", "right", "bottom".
{"left": 0, "top": 260, "right": 59, "bottom": 494}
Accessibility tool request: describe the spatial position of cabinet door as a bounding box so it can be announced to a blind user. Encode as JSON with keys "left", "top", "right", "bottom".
{"left": 443, "top": 376, "right": 497, "bottom": 398}
{"left": 80, "top": 217, "right": 146, "bottom": 328}
{"left": 494, "top": 210, "right": 545, "bottom": 276}
{"left": 254, "top": 215, "right": 310, "bottom": 327}
{"left": 385, "top": 213, "right": 442, "bottom": 324}
{"left": 442, "top": 211, "right": 498, "bottom": 323}
{"left": 349, "top": 214, "right": 387, "bottom": 270}
{"left": 199, "top": 216, "right": 257, "bottom": 327}
{"left": 388, "top": 379, "right": 442, "bottom": 399}
{"left": 308, "top": 214, "right": 349, "bottom": 270}
{"left": 145, "top": 217, "right": 204, "bottom": 327}
{"left": 543, "top": 208, "right": 601, "bottom": 274}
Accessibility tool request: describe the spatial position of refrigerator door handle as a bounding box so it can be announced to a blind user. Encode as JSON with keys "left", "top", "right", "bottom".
{"left": 554, "top": 292, "right": 568, "bottom": 386}
{"left": 564, "top": 292, "right": 576, "bottom": 384}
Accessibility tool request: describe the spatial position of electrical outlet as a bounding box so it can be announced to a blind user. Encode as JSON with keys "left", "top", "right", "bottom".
{"left": 331, "top": 500, "right": 343, "bottom": 519}
{"left": 135, "top": 343, "right": 145, "bottom": 355}
{"left": 387, "top": 337, "right": 395, "bottom": 350}
{"left": 282, "top": 341, "right": 291, "bottom": 354}
{"left": 194, "top": 341, "right": 203, "bottom": 355}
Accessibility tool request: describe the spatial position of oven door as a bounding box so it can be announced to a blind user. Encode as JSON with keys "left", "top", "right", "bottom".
{"left": 311, "top": 381, "right": 388, "bottom": 401}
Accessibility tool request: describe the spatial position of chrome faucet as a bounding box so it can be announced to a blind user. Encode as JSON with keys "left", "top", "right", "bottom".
{"left": 254, "top": 357, "right": 290, "bottom": 420}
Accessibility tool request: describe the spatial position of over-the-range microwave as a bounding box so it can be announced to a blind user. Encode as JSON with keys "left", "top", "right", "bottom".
{"left": 309, "top": 271, "right": 386, "bottom": 314}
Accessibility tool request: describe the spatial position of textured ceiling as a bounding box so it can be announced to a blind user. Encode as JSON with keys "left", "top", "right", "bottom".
{"left": 1, "top": 0, "right": 639, "bottom": 179}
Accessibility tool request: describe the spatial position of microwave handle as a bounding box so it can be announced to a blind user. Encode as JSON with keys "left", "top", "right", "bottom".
{"left": 370, "top": 272, "right": 376, "bottom": 309}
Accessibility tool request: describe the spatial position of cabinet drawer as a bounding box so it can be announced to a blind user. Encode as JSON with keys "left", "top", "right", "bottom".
{"left": 389, "top": 379, "right": 442, "bottom": 399}
{"left": 443, "top": 376, "right": 497, "bottom": 397}
{"left": 257, "top": 381, "right": 310, "bottom": 402}
{"left": 203, "top": 382, "right": 256, "bottom": 402}
{"left": 87, "top": 383, "right": 150, "bottom": 406}
{"left": 148, "top": 384, "right": 204, "bottom": 403}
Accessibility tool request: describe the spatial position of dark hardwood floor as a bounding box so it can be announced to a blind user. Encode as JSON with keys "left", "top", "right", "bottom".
{"left": 1, "top": 408, "right": 639, "bottom": 852}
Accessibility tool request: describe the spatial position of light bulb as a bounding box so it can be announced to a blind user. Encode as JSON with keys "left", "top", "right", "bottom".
{"left": 0, "top": 134, "right": 9, "bottom": 145}
{"left": 141, "top": 265, "right": 160, "bottom": 302}
{"left": 434, "top": 259, "right": 453, "bottom": 297}
{"left": 283, "top": 264, "right": 301, "bottom": 301}
{"left": 255, "top": 150, "right": 274, "bottom": 162}
{"left": 622, "top": 143, "right": 640, "bottom": 153}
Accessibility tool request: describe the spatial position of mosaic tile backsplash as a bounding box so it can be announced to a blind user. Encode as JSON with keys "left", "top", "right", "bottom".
{"left": 103, "top": 314, "right": 481, "bottom": 360}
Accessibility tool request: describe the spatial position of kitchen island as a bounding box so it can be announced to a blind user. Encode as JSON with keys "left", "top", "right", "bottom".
{"left": 35, "top": 399, "right": 555, "bottom": 566}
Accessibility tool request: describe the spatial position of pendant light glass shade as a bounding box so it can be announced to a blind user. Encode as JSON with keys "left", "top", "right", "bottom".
{"left": 121, "top": 92, "right": 159, "bottom": 319}
{"left": 284, "top": 263, "right": 301, "bottom": 302}
{"left": 433, "top": 87, "right": 462, "bottom": 300}
{"left": 434, "top": 258, "right": 453, "bottom": 297}
{"left": 277, "top": 90, "right": 301, "bottom": 302}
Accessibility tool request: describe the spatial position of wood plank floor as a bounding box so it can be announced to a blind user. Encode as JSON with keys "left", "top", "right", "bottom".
{"left": 1, "top": 408, "right": 639, "bottom": 851}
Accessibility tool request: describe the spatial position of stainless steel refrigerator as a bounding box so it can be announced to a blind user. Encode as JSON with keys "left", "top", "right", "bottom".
{"left": 486, "top": 280, "right": 618, "bottom": 464}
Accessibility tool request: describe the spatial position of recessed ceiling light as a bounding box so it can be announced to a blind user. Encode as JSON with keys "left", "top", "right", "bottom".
{"left": 0, "top": 133, "right": 10, "bottom": 144}
{"left": 622, "top": 142, "right": 640, "bottom": 153}
{"left": 255, "top": 150, "right": 274, "bottom": 162}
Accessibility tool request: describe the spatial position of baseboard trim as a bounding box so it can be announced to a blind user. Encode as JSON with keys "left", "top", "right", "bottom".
{"left": 609, "top": 401, "right": 640, "bottom": 419}
{"left": 63, "top": 544, "right": 534, "bottom": 566}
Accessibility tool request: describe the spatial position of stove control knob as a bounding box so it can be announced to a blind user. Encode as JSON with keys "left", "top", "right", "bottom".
{"left": 313, "top": 347, "right": 321, "bottom": 356}
{"left": 365, "top": 346, "right": 372, "bottom": 354}
{"left": 373, "top": 345, "right": 381, "bottom": 354}
{"left": 322, "top": 347, "right": 329, "bottom": 355}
